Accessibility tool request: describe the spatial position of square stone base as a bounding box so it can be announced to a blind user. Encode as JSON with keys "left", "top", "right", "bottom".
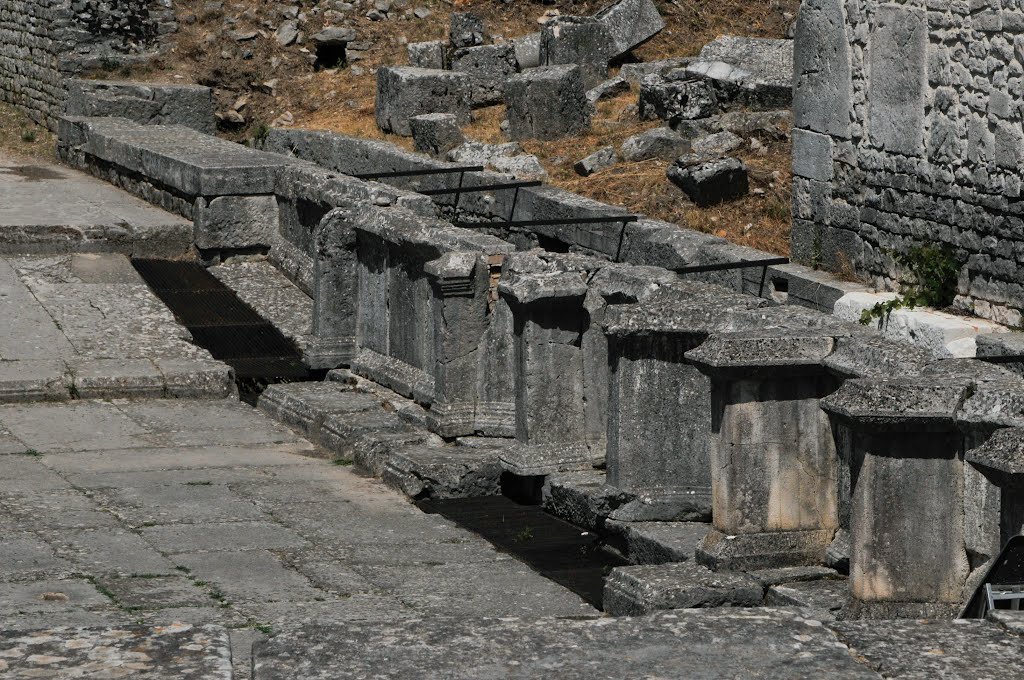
{"left": 303, "top": 336, "right": 355, "bottom": 370}
{"left": 696, "top": 528, "right": 833, "bottom": 572}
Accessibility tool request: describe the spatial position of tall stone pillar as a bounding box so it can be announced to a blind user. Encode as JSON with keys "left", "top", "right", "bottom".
{"left": 687, "top": 331, "right": 841, "bottom": 570}
{"left": 822, "top": 377, "right": 972, "bottom": 619}
{"left": 309, "top": 209, "right": 359, "bottom": 369}
{"left": 602, "top": 283, "right": 766, "bottom": 521}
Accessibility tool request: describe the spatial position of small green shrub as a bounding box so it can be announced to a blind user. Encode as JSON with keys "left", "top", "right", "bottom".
{"left": 860, "top": 245, "right": 960, "bottom": 325}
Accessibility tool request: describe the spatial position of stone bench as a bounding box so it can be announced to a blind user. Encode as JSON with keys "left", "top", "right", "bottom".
{"left": 347, "top": 204, "right": 514, "bottom": 437}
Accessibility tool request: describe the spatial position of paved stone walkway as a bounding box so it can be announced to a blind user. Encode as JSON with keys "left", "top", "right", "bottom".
{"left": 0, "top": 398, "right": 594, "bottom": 677}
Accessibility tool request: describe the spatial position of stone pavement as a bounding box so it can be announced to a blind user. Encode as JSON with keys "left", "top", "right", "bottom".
{"left": 0, "top": 398, "right": 595, "bottom": 678}
{"left": 0, "top": 154, "right": 191, "bottom": 257}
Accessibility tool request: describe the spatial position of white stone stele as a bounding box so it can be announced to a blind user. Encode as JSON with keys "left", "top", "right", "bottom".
{"left": 833, "top": 292, "right": 1012, "bottom": 358}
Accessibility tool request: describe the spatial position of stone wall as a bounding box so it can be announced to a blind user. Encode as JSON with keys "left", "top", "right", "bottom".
{"left": 0, "top": 0, "right": 175, "bottom": 130}
{"left": 792, "top": 0, "right": 1024, "bottom": 326}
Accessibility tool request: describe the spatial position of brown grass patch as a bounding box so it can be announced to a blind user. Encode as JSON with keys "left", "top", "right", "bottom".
{"left": 0, "top": 102, "right": 56, "bottom": 162}
{"left": 102, "top": 0, "right": 797, "bottom": 254}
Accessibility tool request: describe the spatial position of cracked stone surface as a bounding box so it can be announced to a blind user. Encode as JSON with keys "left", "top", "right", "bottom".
{"left": 0, "top": 399, "right": 594, "bottom": 678}
{"left": 0, "top": 254, "right": 231, "bottom": 402}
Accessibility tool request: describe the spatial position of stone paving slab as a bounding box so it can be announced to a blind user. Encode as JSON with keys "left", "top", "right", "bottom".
{"left": 0, "top": 398, "right": 598, "bottom": 678}
{"left": 0, "top": 254, "right": 233, "bottom": 403}
{"left": 0, "top": 623, "right": 232, "bottom": 679}
{"left": 832, "top": 618, "right": 1024, "bottom": 679}
{"left": 252, "top": 609, "right": 882, "bottom": 679}
{"left": 0, "top": 153, "right": 192, "bottom": 258}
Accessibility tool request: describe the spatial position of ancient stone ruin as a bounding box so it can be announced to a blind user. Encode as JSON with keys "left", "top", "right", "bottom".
{"left": 4, "top": 0, "right": 1024, "bottom": 675}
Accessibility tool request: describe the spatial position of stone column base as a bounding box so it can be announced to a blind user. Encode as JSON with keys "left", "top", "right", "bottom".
{"left": 696, "top": 528, "right": 833, "bottom": 571}
{"left": 840, "top": 599, "right": 961, "bottom": 620}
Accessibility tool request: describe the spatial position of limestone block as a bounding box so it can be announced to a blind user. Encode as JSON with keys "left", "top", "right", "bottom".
{"left": 193, "top": 195, "right": 279, "bottom": 251}
{"left": 540, "top": 16, "right": 616, "bottom": 89}
{"left": 375, "top": 67, "right": 471, "bottom": 137}
{"left": 638, "top": 73, "right": 719, "bottom": 122}
{"left": 512, "top": 32, "right": 542, "bottom": 69}
{"left": 594, "top": 0, "right": 666, "bottom": 59}
{"left": 65, "top": 79, "right": 216, "bottom": 134}
{"left": 504, "top": 65, "right": 591, "bottom": 141}
{"left": 574, "top": 146, "right": 617, "bottom": 176}
{"left": 450, "top": 43, "right": 518, "bottom": 107}
{"left": 685, "top": 36, "right": 794, "bottom": 110}
{"left": 410, "top": 113, "right": 465, "bottom": 158}
{"left": 792, "top": 0, "right": 850, "bottom": 136}
{"left": 792, "top": 128, "right": 834, "bottom": 181}
{"left": 867, "top": 5, "right": 927, "bottom": 155}
{"left": 407, "top": 40, "right": 447, "bottom": 69}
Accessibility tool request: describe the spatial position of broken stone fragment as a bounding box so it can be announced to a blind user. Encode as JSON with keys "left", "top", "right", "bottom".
{"left": 511, "top": 32, "right": 542, "bottom": 69}
{"left": 586, "top": 76, "right": 630, "bottom": 104}
{"left": 666, "top": 157, "right": 748, "bottom": 207}
{"left": 619, "top": 127, "right": 690, "bottom": 162}
{"left": 574, "top": 146, "right": 617, "bottom": 176}
{"left": 275, "top": 19, "right": 298, "bottom": 46}
{"left": 690, "top": 130, "right": 743, "bottom": 158}
{"left": 312, "top": 26, "right": 356, "bottom": 46}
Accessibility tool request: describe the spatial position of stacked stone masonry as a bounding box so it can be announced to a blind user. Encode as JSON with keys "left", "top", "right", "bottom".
{"left": 0, "top": 0, "right": 175, "bottom": 130}
{"left": 792, "top": 0, "right": 1024, "bottom": 326}
{"left": 55, "top": 113, "right": 1024, "bottom": 621}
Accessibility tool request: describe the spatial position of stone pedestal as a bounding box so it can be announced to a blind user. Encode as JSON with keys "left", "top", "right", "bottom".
{"left": 688, "top": 331, "right": 841, "bottom": 571}
{"left": 822, "top": 378, "right": 973, "bottom": 619}
{"left": 602, "top": 282, "right": 766, "bottom": 522}
{"left": 956, "top": 378, "right": 1024, "bottom": 583}
{"left": 350, "top": 206, "right": 512, "bottom": 428}
{"left": 425, "top": 251, "right": 512, "bottom": 438}
{"left": 498, "top": 269, "right": 592, "bottom": 475}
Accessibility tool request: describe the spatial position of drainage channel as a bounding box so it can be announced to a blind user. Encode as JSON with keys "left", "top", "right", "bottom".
{"left": 132, "top": 259, "right": 324, "bottom": 404}
{"left": 417, "top": 495, "right": 627, "bottom": 610}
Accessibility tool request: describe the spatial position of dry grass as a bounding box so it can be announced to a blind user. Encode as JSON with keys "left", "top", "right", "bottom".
{"left": 0, "top": 102, "right": 56, "bottom": 162}
{"left": 103, "top": 0, "right": 798, "bottom": 255}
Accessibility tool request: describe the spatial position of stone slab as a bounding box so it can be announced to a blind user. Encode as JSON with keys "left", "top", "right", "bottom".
{"left": 381, "top": 444, "right": 503, "bottom": 499}
{"left": 603, "top": 561, "right": 764, "bottom": 615}
{"left": 0, "top": 624, "right": 232, "bottom": 679}
{"left": 253, "top": 609, "right": 881, "bottom": 679}
{"left": 604, "top": 520, "right": 709, "bottom": 564}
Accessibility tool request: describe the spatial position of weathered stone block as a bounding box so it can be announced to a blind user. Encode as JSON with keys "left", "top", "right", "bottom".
{"left": 639, "top": 74, "right": 719, "bottom": 122}
{"left": 193, "top": 195, "right": 278, "bottom": 251}
{"left": 793, "top": 0, "right": 851, "bottom": 136}
{"left": 685, "top": 36, "right": 794, "bottom": 110}
{"left": 504, "top": 65, "right": 591, "bottom": 141}
{"left": 540, "top": 16, "right": 616, "bottom": 89}
{"left": 407, "top": 40, "right": 447, "bottom": 69}
{"left": 450, "top": 43, "right": 518, "bottom": 107}
{"left": 667, "top": 157, "right": 748, "bottom": 207}
{"left": 867, "top": 4, "right": 927, "bottom": 155}
{"left": 603, "top": 562, "right": 763, "bottom": 615}
{"left": 409, "top": 113, "right": 465, "bottom": 159}
{"left": 594, "top": 0, "right": 666, "bottom": 58}
{"left": 65, "top": 79, "right": 216, "bottom": 134}
{"left": 375, "top": 67, "right": 471, "bottom": 137}
{"left": 574, "top": 146, "right": 617, "bottom": 176}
